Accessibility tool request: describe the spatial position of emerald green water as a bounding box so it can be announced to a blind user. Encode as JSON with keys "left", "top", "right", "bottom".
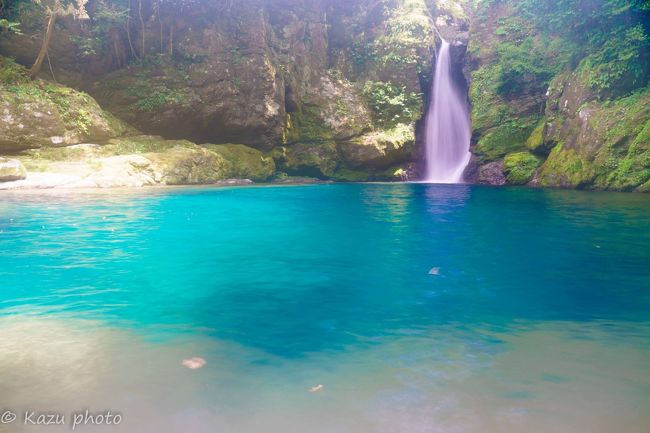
{"left": 0, "top": 184, "right": 649, "bottom": 432}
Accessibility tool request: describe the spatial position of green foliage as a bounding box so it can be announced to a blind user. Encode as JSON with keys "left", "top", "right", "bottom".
{"left": 330, "top": 167, "right": 370, "bottom": 182}
{"left": 127, "top": 78, "right": 185, "bottom": 112}
{"left": 577, "top": 25, "right": 649, "bottom": 94}
{"left": 0, "top": 17, "right": 22, "bottom": 33}
{"left": 362, "top": 80, "right": 421, "bottom": 128}
{"left": 496, "top": 36, "right": 571, "bottom": 97}
{"left": 359, "top": 0, "right": 433, "bottom": 79}
{"left": 525, "top": 122, "right": 548, "bottom": 154}
{"left": 350, "top": 41, "right": 378, "bottom": 67}
{"left": 519, "top": 0, "right": 648, "bottom": 46}
{"left": 44, "top": 84, "right": 94, "bottom": 134}
{"left": 469, "top": 65, "right": 510, "bottom": 132}
{"left": 104, "top": 136, "right": 194, "bottom": 155}
{"left": 502, "top": 151, "right": 542, "bottom": 184}
{"left": 591, "top": 87, "right": 650, "bottom": 190}
{"left": 283, "top": 105, "right": 334, "bottom": 144}
{"left": 0, "top": 57, "right": 28, "bottom": 84}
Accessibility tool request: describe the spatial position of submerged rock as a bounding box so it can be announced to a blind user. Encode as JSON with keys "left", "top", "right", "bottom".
{"left": 309, "top": 384, "right": 324, "bottom": 393}
{"left": 181, "top": 357, "right": 206, "bottom": 370}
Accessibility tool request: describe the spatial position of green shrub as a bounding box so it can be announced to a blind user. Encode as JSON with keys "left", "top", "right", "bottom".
{"left": 362, "top": 80, "right": 422, "bottom": 128}
{"left": 503, "top": 151, "right": 542, "bottom": 184}
{"left": 0, "top": 57, "right": 28, "bottom": 85}
{"left": 577, "top": 24, "right": 649, "bottom": 95}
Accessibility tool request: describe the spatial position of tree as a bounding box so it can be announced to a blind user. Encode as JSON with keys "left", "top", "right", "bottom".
{"left": 29, "top": 0, "right": 88, "bottom": 78}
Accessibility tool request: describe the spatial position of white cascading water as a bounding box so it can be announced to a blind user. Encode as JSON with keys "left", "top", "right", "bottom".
{"left": 423, "top": 39, "right": 471, "bottom": 183}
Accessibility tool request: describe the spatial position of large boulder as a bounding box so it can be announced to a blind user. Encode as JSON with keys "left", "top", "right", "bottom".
{"left": 0, "top": 58, "right": 128, "bottom": 152}
{"left": 274, "top": 142, "right": 339, "bottom": 179}
{"left": 502, "top": 151, "right": 542, "bottom": 185}
{"left": 0, "top": 158, "right": 26, "bottom": 182}
{"left": 7, "top": 135, "right": 278, "bottom": 189}
{"left": 206, "top": 144, "right": 275, "bottom": 182}
{"left": 338, "top": 123, "right": 416, "bottom": 170}
{"left": 476, "top": 160, "right": 506, "bottom": 186}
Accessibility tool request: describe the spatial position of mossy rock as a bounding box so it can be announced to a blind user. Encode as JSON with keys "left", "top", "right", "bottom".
{"left": 537, "top": 144, "right": 595, "bottom": 188}
{"left": 0, "top": 57, "right": 129, "bottom": 152}
{"left": 274, "top": 142, "right": 339, "bottom": 179}
{"left": 330, "top": 167, "right": 370, "bottom": 182}
{"left": 103, "top": 135, "right": 196, "bottom": 155}
{"left": 147, "top": 146, "right": 230, "bottom": 185}
{"left": 283, "top": 105, "right": 335, "bottom": 144}
{"left": 470, "top": 65, "right": 511, "bottom": 133}
{"left": 473, "top": 117, "right": 539, "bottom": 162}
{"left": 338, "top": 123, "right": 415, "bottom": 169}
{"left": 525, "top": 122, "right": 551, "bottom": 155}
{"left": 586, "top": 87, "right": 650, "bottom": 191}
{"left": 596, "top": 119, "right": 650, "bottom": 191}
{"left": 205, "top": 144, "right": 275, "bottom": 182}
{"left": 502, "top": 151, "right": 542, "bottom": 185}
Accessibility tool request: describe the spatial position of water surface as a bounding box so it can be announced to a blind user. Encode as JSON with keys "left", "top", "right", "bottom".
{"left": 1, "top": 184, "right": 649, "bottom": 432}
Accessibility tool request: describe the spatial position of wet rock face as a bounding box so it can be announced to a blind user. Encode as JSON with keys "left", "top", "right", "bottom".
{"left": 476, "top": 160, "right": 506, "bottom": 186}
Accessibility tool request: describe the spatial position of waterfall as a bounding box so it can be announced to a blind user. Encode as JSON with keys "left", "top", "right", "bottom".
{"left": 423, "top": 40, "right": 471, "bottom": 183}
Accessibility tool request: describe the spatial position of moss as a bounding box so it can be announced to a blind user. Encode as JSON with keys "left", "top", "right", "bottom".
{"left": 473, "top": 117, "right": 539, "bottom": 162}
{"left": 0, "top": 57, "right": 29, "bottom": 85}
{"left": 537, "top": 143, "right": 595, "bottom": 188}
{"left": 575, "top": 24, "right": 649, "bottom": 98}
{"left": 588, "top": 87, "right": 650, "bottom": 191}
{"left": 277, "top": 142, "right": 339, "bottom": 179}
{"left": 103, "top": 135, "right": 195, "bottom": 155}
{"left": 469, "top": 65, "right": 511, "bottom": 132}
{"left": 25, "top": 145, "right": 95, "bottom": 162}
{"left": 205, "top": 144, "right": 275, "bottom": 181}
{"left": 147, "top": 147, "right": 229, "bottom": 185}
{"left": 284, "top": 105, "right": 334, "bottom": 144}
{"left": 525, "top": 122, "right": 551, "bottom": 155}
{"left": 502, "top": 151, "right": 542, "bottom": 184}
{"left": 330, "top": 167, "right": 370, "bottom": 182}
{"left": 598, "top": 120, "right": 650, "bottom": 191}
{"left": 0, "top": 61, "right": 125, "bottom": 151}
{"left": 41, "top": 85, "right": 96, "bottom": 135}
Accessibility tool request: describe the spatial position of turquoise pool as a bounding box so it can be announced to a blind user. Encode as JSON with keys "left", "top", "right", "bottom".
{"left": 1, "top": 184, "right": 649, "bottom": 432}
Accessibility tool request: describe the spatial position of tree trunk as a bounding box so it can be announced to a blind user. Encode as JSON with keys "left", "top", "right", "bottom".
{"left": 126, "top": 0, "right": 138, "bottom": 59}
{"left": 168, "top": 24, "right": 174, "bottom": 56}
{"left": 138, "top": 0, "right": 145, "bottom": 61}
{"left": 30, "top": 11, "right": 57, "bottom": 79}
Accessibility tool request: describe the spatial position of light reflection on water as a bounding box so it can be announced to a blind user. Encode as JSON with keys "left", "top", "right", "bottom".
{"left": 0, "top": 184, "right": 649, "bottom": 432}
